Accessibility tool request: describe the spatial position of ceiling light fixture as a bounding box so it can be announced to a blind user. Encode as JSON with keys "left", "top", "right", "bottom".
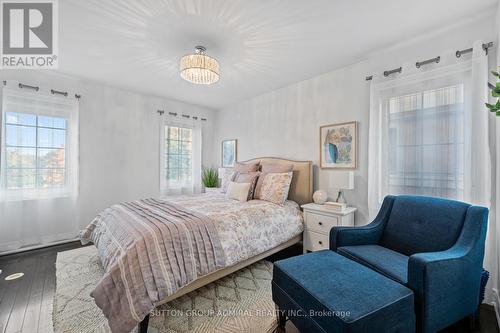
{"left": 180, "top": 46, "right": 220, "bottom": 85}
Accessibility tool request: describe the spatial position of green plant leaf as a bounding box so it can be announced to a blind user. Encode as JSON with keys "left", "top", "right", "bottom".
{"left": 493, "top": 91, "right": 500, "bottom": 98}
{"left": 488, "top": 82, "right": 496, "bottom": 90}
{"left": 496, "top": 111, "right": 500, "bottom": 116}
{"left": 496, "top": 82, "right": 500, "bottom": 88}
{"left": 201, "top": 167, "right": 219, "bottom": 188}
{"left": 492, "top": 70, "right": 499, "bottom": 77}
{"left": 486, "top": 103, "right": 496, "bottom": 109}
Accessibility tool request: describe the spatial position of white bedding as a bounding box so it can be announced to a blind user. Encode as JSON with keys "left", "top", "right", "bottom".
{"left": 165, "top": 191, "right": 304, "bottom": 265}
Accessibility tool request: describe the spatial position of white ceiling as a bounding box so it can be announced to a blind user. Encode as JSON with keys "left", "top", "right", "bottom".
{"left": 59, "top": 0, "right": 498, "bottom": 109}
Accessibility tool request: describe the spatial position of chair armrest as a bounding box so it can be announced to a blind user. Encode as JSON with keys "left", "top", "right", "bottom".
{"left": 329, "top": 225, "right": 383, "bottom": 251}
{"left": 408, "top": 246, "right": 474, "bottom": 293}
{"left": 407, "top": 206, "right": 488, "bottom": 332}
{"left": 329, "top": 195, "right": 395, "bottom": 251}
{"left": 407, "top": 248, "right": 482, "bottom": 332}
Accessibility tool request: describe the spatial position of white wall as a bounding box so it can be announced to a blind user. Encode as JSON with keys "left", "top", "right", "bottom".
{"left": 490, "top": 0, "right": 500, "bottom": 322}
{"left": 0, "top": 71, "right": 216, "bottom": 253}
{"left": 212, "top": 14, "right": 497, "bottom": 226}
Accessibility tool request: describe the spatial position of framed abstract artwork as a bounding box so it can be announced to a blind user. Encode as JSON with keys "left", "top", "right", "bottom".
{"left": 221, "top": 139, "right": 237, "bottom": 167}
{"left": 320, "top": 122, "right": 357, "bottom": 169}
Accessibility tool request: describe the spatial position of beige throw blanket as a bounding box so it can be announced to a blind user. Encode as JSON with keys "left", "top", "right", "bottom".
{"left": 80, "top": 198, "right": 226, "bottom": 333}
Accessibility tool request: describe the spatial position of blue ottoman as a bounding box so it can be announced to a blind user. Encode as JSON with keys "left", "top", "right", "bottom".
{"left": 272, "top": 251, "right": 415, "bottom": 333}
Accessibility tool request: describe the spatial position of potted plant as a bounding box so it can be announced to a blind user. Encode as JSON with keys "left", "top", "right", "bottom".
{"left": 486, "top": 67, "right": 500, "bottom": 115}
{"left": 202, "top": 167, "right": 219, "bottom": 192}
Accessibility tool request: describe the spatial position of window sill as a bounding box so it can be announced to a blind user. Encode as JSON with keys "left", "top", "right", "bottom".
{"left": 0, "top": 189, "right": 77, "bottom": 202}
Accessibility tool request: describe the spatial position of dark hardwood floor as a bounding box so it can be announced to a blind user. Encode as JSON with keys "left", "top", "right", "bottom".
{"left": 0, "top": 242, "right": 498, "bottom": 333}
{"left": 0, "top": 241, "right": 83, "bottom": 333}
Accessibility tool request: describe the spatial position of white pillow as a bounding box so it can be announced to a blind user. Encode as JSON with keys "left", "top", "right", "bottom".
{"left": 226, "top": 182, "right": 251, "bottom": 202}
{"left": 220, "top": 168, "right": 236, "bottom": 193}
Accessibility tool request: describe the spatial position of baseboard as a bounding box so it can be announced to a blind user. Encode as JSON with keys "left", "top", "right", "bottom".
{"left": 0, "top": 232, "right": 79, "bottom": 256}
{"left": 493, "top": 288, "right": 500, "bottom": 330}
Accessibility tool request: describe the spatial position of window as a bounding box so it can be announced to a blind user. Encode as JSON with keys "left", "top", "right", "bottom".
{"left": 368, "top": 45, "right": 491, "bottom": 220}
{"left": 0, "top": 88, "right": 78, "bottom": 200}
{"left": 160, "top": 120, "right": 202, "bottom": 195}
{"left": 4, "top": 112, "right": 67, "bottom": 189}
{"left": 164, "top": 125, "right": 193, "bottom": 184}
{"left": 382, "top": 83, "right": 465, "bottom": 200}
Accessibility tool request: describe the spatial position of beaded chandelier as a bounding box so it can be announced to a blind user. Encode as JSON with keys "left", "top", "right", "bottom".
{"left": 180, "top": 46, "right": 220, "bottom": 85}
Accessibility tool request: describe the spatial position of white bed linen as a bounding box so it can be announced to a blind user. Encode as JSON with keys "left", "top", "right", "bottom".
{"left": 165, "top": 191, "right": 304, "bottom": 265}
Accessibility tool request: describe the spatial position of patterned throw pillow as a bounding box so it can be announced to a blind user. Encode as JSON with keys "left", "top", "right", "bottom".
{"left": 234, "top": 172, "right": 260, "bottom": 201}
{"left": 254, "top": 163, "right": 293, "bottom": 199}
{"left": 259, "top": 172, "right": 293, "bottom": 206}
{"left": 220, "top": 168, "right": 236, "bottom": 193}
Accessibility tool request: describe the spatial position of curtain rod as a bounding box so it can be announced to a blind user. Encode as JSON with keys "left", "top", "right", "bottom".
{"left": 416, "top": 56, "right": 440, "bottom": 68}
{"left": 3, "top": 80, "right": 81, "bottom": 99}
{"left": 384, "top": 67, "right": 402, "bottom": 77}
{"left": 157, "top": 109, "right": 207, "bottom": 121}
{"left": 365, "top": 41, "right": 494, "bottom": 81}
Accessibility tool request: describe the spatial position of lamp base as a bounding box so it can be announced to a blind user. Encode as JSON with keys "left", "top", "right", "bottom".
{"left": 336, "top": 190, "right": 347, "bottom": 204}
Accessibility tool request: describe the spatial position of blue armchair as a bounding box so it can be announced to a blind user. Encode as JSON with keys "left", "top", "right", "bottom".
{"left": 330, "top": 195, "right": 488, "bottom": 333}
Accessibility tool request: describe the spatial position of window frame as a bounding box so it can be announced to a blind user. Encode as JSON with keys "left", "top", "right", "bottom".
{"left": 2, "top": 112, "right": 70, "bottom": 192}
{"left": 159, "top": 121, "right": 196, "bottom": 193}
{"left": 164, "top": 125, "right": 193, "bottom": 185}
{"left": 376, "top": 73, "right": 470, "bottom": 203}
{"left": 0, "top": 88, "right": 78, "bottom": 201}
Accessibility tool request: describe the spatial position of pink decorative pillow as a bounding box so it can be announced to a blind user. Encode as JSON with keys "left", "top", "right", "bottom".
{"left": 254, "top": 163, "right": 293, "bottom": 199}
{"left": 259, "top": 172, "right": 293, "bottom": 205}
{"left": 234, "top": 161, "right": 260, "bottom": 173}
{"left": 234, "top": 171, "right": 260, "bottom": 201}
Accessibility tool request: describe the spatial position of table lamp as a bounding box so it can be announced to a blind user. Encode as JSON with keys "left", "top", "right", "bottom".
{"left": 329, "top": 171, "right": 354, "bottom": 204}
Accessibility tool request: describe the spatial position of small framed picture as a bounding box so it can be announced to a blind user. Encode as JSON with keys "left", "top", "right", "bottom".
{"left": 320, "top": 122, "right": 357, "bottom": 169}
{"left": 221, "top": 139, "right": 237, "bottom": 167}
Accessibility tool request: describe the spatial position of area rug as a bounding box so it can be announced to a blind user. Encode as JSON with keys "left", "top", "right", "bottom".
{"left": 53, "top": 246, "right": 278, "bottom": 333}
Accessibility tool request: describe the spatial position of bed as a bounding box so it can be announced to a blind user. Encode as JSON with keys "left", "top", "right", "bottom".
{"left": 80, "top": 157, "right": 312, "bottom": 333}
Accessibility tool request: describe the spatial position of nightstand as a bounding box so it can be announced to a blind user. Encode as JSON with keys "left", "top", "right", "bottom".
{"left": 301, "top": 203, "right": 356, "bottom": 253}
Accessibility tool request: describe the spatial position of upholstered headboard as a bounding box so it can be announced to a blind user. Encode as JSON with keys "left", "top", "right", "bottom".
{"left": 241, "top": 157, "right": 313, "bottom": 206}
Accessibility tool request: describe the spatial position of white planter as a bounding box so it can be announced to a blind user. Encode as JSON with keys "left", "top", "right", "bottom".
{"left": 204, "top": 187, "right": 220, "bottom": 193}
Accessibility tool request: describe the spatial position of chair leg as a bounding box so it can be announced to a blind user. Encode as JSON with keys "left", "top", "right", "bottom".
{"left": 138, "top": 314, "right": 150, "bottom": 333}
{"left": 277, "top": 310, "right": 286, "bottom": 332}
{"left": 467, "top": 313, "right": 476, "bottom": 331}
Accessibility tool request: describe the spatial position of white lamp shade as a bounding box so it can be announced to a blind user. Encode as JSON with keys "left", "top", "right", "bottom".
{"left": 328, "top": 171, "right": 354, "bottom": 190}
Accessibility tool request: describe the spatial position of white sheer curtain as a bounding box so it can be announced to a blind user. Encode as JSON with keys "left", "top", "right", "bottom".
{"left": 368, "top": 40, "right": 495, "bottom": 302}
{"left": 159, "top": 116, "right": 202, "bottom": 196}
{"left": 0, "top": 87, "right": 79, "bottom": 201}
{"left": 368, "top": 41, "right": 491, "bottom": 217}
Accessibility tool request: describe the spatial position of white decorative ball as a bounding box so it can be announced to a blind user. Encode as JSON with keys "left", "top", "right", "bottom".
{"left": 313, "top": 190, "right": 328, "bottom": 205}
